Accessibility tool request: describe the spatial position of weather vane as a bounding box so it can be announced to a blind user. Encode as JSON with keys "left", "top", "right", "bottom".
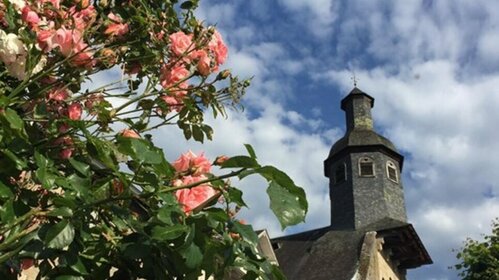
{"left": 351, "top": 71, "right": 358, "bottom": 87}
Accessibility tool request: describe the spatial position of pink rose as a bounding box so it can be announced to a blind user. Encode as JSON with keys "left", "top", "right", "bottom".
{"left": 68, "top": 102, "right": 82, "bottom": 120}
{"left": 47, "top": 87, "right": 68, "bottom": 101}
{"left": 174, "top": 175, "right": 217, "bottom": 213}
{"left": 105, "top": 23, "right": 129, "bottom": 37}
{"left": 208, "top": 30, "right": 228, "bottom": 65}
{"left": 191, "top": 50, "right": 211, "bottom": 76}
{"left": 173, "top": 150, "right": 212, "bottom": 175}
{"left": 37, "top": 30, "right": 55, "bottom": 52}
{"left": 60, "top": 148, "right": 73, "bottom": 159}
{"left": 21, "top": 6, "right": 40, "bottom": 28}
{"left": 67, "top": 6, "right": 97, "bottom": 30}
{"left": 55, "top": 136, "right": 74, "bottom": 159}
{"left": 39, "top": 0, "right": 60, "bottom": 9}
{"left": 160, "top": 63, "right": 189, "bottom": 88}
{"left": 52, "top": 28, "right": 82, "bottom": 56}
{"left": 169, "top": 31, "right": 193, "bottom": 57}
{"left": 121, "top": 129, "right": 140, "bottom": 139}
{"left": 71, "top": 50, "right": 94, "bottom": 68}
{"left": 160, "top": 95, "right": 183, "bottom": 112}
{"left": 84, "top": 94, "right": 103, "bottom": 110}
{"left": 104, "top": 13, "right": 129, "bottom": 37}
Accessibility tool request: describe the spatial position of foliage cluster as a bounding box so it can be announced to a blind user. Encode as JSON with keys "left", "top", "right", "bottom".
{"left": 0, "top": 0, "right": 308, "bottom": 278}
{"left": 455, "top": 219, "right": 499, "bottom": 280}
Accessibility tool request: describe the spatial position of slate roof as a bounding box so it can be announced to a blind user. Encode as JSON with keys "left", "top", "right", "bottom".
{"left": 271, "top": 218, "right": 432, "bottom": 280}
{"left": 328, "top": 129, "right": 399, "bottom": 157}
{"left": 340, "top": 87, "right": 374, "bottom": 111}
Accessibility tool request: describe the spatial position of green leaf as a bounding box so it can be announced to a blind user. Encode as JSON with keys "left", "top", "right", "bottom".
{"left": 180, "top": 243, "right": 203, "bottom": 269}
{"left": 1, "top": 148, "right": 28, "bottom": 169}
{"left": 221, "top": 156, "right": 260, "bottom": 169}
{"left": 180, "top": 1, "right": 194, "bottom": 9}
{"left": 232, "top": 222, "right": 258, "bottom": 246}
{"left": 47, "top": 207, "right": 74, "bottom": 218}
{"left": 45, "top": 220, "right": 75, "bottom": 249}
{"left": 151, "top": 225, "right": 187, "bottom": 241}
{"left": 34, "top": 151, "right": 57, "bottom": 189}
{"left": 54, "top": 276, "right": 84, "bottom": 280}
{"left": 122, "top": 243, "right": 151, "bottom": 259}
{"left": 3, "top": 108, "right": 24, "bottom": 130}
{"left": 69, "top": 158, "right": 90, "bottom": 177}
{"left": 0, "top": 180, "right": 13, "bottom": 199}
{"left": 227, "top": 187, "right": 247, "bottom": 207}
{"left": 117, "top": 138, "right": 163, "bottom": 164}
{"left": 87, "top": 138, "right": 118, "bottom": 171}
{"left": 192, "top": 125, "right": 204, "bottom": 143}
{"left": 244, "top": 144, "right": 257, "bottom": 159}
{"left": 256, "top": 166, "right": 307, "bottom": 229}
{"left": 201, "top": 125, "right": 213, "bottom": 141}
{"left": 267, "top": 180, "right": 307, "bottom": 229}
{"left": 67, "top": 174, "right": 90, "bottom": 196}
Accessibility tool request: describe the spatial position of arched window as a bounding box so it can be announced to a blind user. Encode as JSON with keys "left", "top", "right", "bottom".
{"left": 334, "top": 163, "right": 346, "bottom": 184}
{"left": 359, "top": 157, "right": 375, "bottom": 177}
{"left": 386, "top": 161, "right": 398, "bottom": 183}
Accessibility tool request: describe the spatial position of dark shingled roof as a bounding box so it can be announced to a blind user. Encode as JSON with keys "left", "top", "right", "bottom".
{"left": 324, "top": 129, "right": 405, "bottom": 177}
{"left": 328, "top": 129, "right": 399, "bottom": 158}
{"left": 271, "top": 218, "right": 432, "bottom": 280}
{"left": 340, "top": 87, "right": 374, "bottom": 110}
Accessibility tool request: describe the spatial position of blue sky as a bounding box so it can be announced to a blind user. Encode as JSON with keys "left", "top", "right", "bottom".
{"left": 180, "top": 1, "right": 499, "bottom": 279}
{"left": 91, "top": 1, "right": 499, "bottom": 279}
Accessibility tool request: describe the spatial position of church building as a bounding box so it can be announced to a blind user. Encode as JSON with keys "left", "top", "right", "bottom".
{"left": 270, "top": 87, "right": 432, "bottom": 280}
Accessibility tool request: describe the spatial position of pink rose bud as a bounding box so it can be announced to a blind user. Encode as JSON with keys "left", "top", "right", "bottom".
{"left": 60, "top": 148, "right": 73, "bottom": 159}
{"left": 112, "top": 179, "right": 124, "bottom": 195}
{"left": 58, "top": 123, "right": 69, "bottom": 133}
{"left": 214, "top": 155, "right": 229, "bottom": 165}
{"left": 68, "top": 102, "right": 82, "bottom": 120}
{"left": 121, "top": 129, "right": 140, "bottom": 139}
{"left": 21, "top": 258, "right": 35, "bottom": 270}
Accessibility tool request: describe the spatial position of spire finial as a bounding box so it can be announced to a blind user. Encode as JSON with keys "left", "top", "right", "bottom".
{"left": 351, "top": 71, "right": 358, "bottom": 87}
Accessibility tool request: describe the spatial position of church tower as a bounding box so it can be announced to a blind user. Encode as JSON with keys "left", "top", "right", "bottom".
{"left": 271, "top": 87, "right": 432, "bottom": 280}
{"left": 324, "top": 87, "right": 407, "bottom": 230}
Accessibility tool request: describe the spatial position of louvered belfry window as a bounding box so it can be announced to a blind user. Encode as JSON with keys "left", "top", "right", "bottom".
{"left": 359, "top": 157, "right": 375, "bottom": 177}
{"left": 386, "top": 161, "right": 398, "bottom": 183}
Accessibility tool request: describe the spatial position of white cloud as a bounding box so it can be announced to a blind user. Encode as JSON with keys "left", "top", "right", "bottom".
{"left": 277, "top": 0, "right": 338, "bottom": 37}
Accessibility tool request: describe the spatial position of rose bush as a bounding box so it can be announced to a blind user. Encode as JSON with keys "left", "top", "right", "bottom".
{"left": 0, "top": 0, "right": 307, "bottom": 279}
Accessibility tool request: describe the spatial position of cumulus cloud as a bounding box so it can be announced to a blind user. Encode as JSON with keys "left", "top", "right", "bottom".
{"left": 320, "top": 57, "right": 499, "bottom": 278}
{"left": 277, "top": 0, "right": 339, "bottom": 36}
{"left": 91, "top": 1, "right": 499, "bottom": 279}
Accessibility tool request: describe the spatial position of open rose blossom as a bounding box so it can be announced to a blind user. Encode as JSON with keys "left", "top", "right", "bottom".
{"left": 173, "top": 150, "right": 211, "bottom": 175}
{"left": 174, "top": 175, "right": 217, "bottom": 213}
{"left": 104, "top": 12, "right": 129, "bottom": 37}
{"left": 208, "top": 30, "right": 228, "bottom": 66}
{"left": 191, "top": 50, "right": 211, "bottom": 76}
{"left": 160, "top": 63, "right": 189, "bottom": 88}
{"left": 169, "top": 31, "right": 193, "bottom": 57}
